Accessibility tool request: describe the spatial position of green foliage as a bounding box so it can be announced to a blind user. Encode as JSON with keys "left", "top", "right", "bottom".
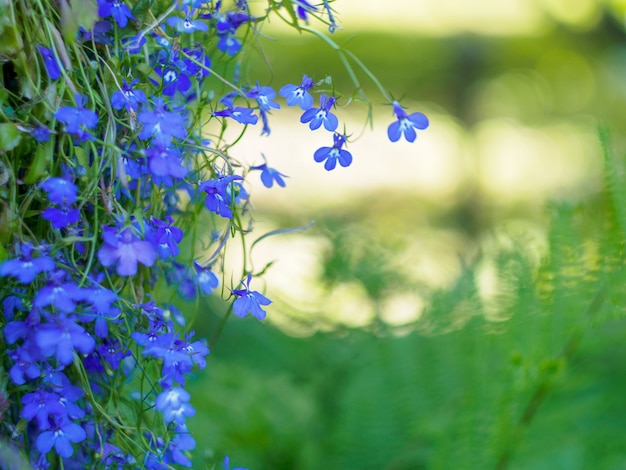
{"left": 188, "top": 127, "right": 626, "bottom": 469}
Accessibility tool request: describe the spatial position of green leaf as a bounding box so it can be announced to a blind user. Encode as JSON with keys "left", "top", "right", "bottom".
{"left": 59, "top": 0, "right": 78, "bottom": 46}
{"left": 0, "top": 123, "right": 21, "bottom": 153}
{"left": 0, "top": 242, "right": 7, "bottom": 263}
{"left": 24, "top": 139, "right": 53, "bottom": 184}
{"left": 73, "top": 0, "right": 99, "bottom": 32}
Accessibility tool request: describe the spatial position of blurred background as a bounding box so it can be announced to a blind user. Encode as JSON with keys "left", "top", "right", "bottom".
{"left": 184, "top": 1, "right": 626, "bottom": 468}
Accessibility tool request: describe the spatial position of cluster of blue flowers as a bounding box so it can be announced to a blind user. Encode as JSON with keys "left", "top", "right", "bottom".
{"left": 0, "top": 0, "right": 427, "bottom": 467}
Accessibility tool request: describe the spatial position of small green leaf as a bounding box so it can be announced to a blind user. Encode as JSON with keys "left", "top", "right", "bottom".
{"left": 73, "top": 0, "right": 99, "bottom": 32}
{"left": 59, "top": 0, "right": 78, "bottom": 46}
{"left": 24, "top": 139, "right": 53, "bottom": 184}
{"left": 0, "top": 242, "right": 7, "bottom": 263}
{"left": 0, "top": 123, "right": 21, "bottom": 153}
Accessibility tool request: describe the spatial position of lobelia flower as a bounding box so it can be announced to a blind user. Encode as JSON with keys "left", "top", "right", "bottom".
{"left": 37, "top": 45, "right": 62, "bottom": 80}
{"left": 36, "top": 415, "right": 86, "bottom": 458}
{"left": 137, "top": 98, "right": 188, "bottom": 145}
{"left": 21, "top": 389, "right": 67, "bottom": 430}
{"left": 111, "top": 79, "right": 147, "bottom": 112}
{"left": 280, "top": 74, "right": 315, "bottom": 110}
{"left": 200, "top": 175, "right": 244, "bottom": 219}
{"left": 314, "top": 132, "right": 353, "bottom": 171}
{"left": 31, "top": 125, "right": 51, "bottom": 143}
{"left": 144, "top": 141, "right": 188, "bottom": 180}
{"left": 387, "top": 100, "right": 429, "bottom": 143}
{"left": 0, "top": 242, "right": 55, "bottom": 284}
{"left": 250, "top": 163, "right": 287, "bottom": 188}
{"left": 33, "top": 270, "right": 83, "bottom": 313}
{"left": 292, "top": 0, "right": 318, "bottom": 22}
{"left": 167, "top": 9, "right": 209, "bottom": 33}
{"left": 42, "top": 204, "right": 80, "bottom": 229}
{"left": 155, "top": 387, "right": 195, "bottom": 425}
{"left": 80, "top": 20, "right": 113, "bottom": 44}
{"left": 300, "top": 94, "right": 338, "bottom": 131}
{"left": 232, "top": 274, "right": 272, "bottom": 320}
{"left": 194, "top": 262, "right": 219, "bottom": 295}
{"left": 247, "top": 83, "right": 280, "bottom": 112}
{"left": 218, "top": 34, "right": 242, "bottom": 56}
{"left": 155, "top": 63, "right": 193, "bottom": 97}
{"left": 40, "top": 177, "right": 77, "bottom": 205}
{"left": 151, "top": 216, "right": 184, "bottom": 259}
{"left": 54, "top": 94, "right": 98, "bottom": 142}
{"left": 142, "top": 333, "right": 194, "bottom": 386}
{"left": 97, "top": 225, "right": 157, "bottom": 276}
{"left": 97, "top": 0, "right": 135, "bottom": 28}
{"left": 214, "top": 106, "right": 258, "bottom": 125}
{"left": 36, "top": 315, "right": 96, "bottom": 366}
{"left": 165, "top": 425, "right": 196, "bottom": 467}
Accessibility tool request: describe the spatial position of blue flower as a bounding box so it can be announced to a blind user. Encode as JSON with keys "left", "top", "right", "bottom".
{"left": 387, "top": 101, "right": 429, "bottom": 143}
{"left": 98, "top": 0, "right": 135, "bottom": 28}
{"left": 155, "top": 387, "right": 195, "bottom": 425}
{"left": 37, "top": 45, "right": 62, "bottom": 80}
{"left": 250, "top": 163, "right": 287, "bottom": 188}
{"left": 36, "top": 316, "right": 96, "bottom": 366}
{"left": 40, "top": 177, "right": 77, "bottom": 205}
{"left": 200, "top": 175, "right": 244, "bottom": 219}
{"left": 314, "top": 133, "right": 352, "bottom": 170}
{"left": 31, "top": 125, "right": 51, "bottom": 142}
{"left": 247, "top": 83, "right": 280, "bottom": 112}
{"left": 214, "top": 106, "right": 258, "bottom": 125}
{"left": 218, "top": 34, "right": 242, "bottom": 56}
{"left": 33, "top": 270, "right": 83, "bottom": 313}
{"left": 36, "top": 416, "right": 86, "bottom": 458}
{"left": 0, "top": 242, "right": 55, "bottom": 284}
{"left": 167, "top": 10, "right": 209, "bottom": 33}
{"left": 55, "top": 94, "right": 98, "bottom": 142}
{"left": 293, "top": 0, "right": 318, "bottom": 22}
{"left": 137, "top": 98, "right": 187, "bottom": 144}
{"left": 300, "top": 94, "right": 338, "bottom": 131}
{"left": 144, "top": 141, "right": 188, "bottom": 180}
{"left": 194, "top": 262, "right": 219, "bottom": 295}
{"left": 151, "top": 216, "right": 184, "bottom": 259}
{"left": 280, "top": 74, "right": 314, "bottom": 110}
{"left": 97, "top": 226, "right": 157, "bottom": 276}
{"left": 155, "top": 64, "right": 193, "bottom": 97}
{"left": 232, "top": 274, "right": 271, "bottom": 320}
{"left": 111, "top": 79, "right": 147, "bottom": 112}
{"left": 42, "top": 205, "right": 80, "bottom": 229}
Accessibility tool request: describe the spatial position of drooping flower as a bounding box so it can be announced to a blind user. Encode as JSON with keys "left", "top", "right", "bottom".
{"left": 250, "top": 163, "right": 287, "bottom": 188}
{"left": 37, "top": 45, "right": 62, "bottom": 80}
{"left": 314, "top": 133, "right": 353, "bottom": 171}
{"left": 387, "top": 101, "right": 429, "bottom": 143}
{"left": 300, "top": 94, "right": 338, "bottom": 131}
{"left": 232, "top": 274, "right": 271, "bottom": 320}
{"left": 293, "top": 0, "right": 318, "bottom": 22}
{"left": 214, "top": 106, "right": 258, "bottom": 125}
